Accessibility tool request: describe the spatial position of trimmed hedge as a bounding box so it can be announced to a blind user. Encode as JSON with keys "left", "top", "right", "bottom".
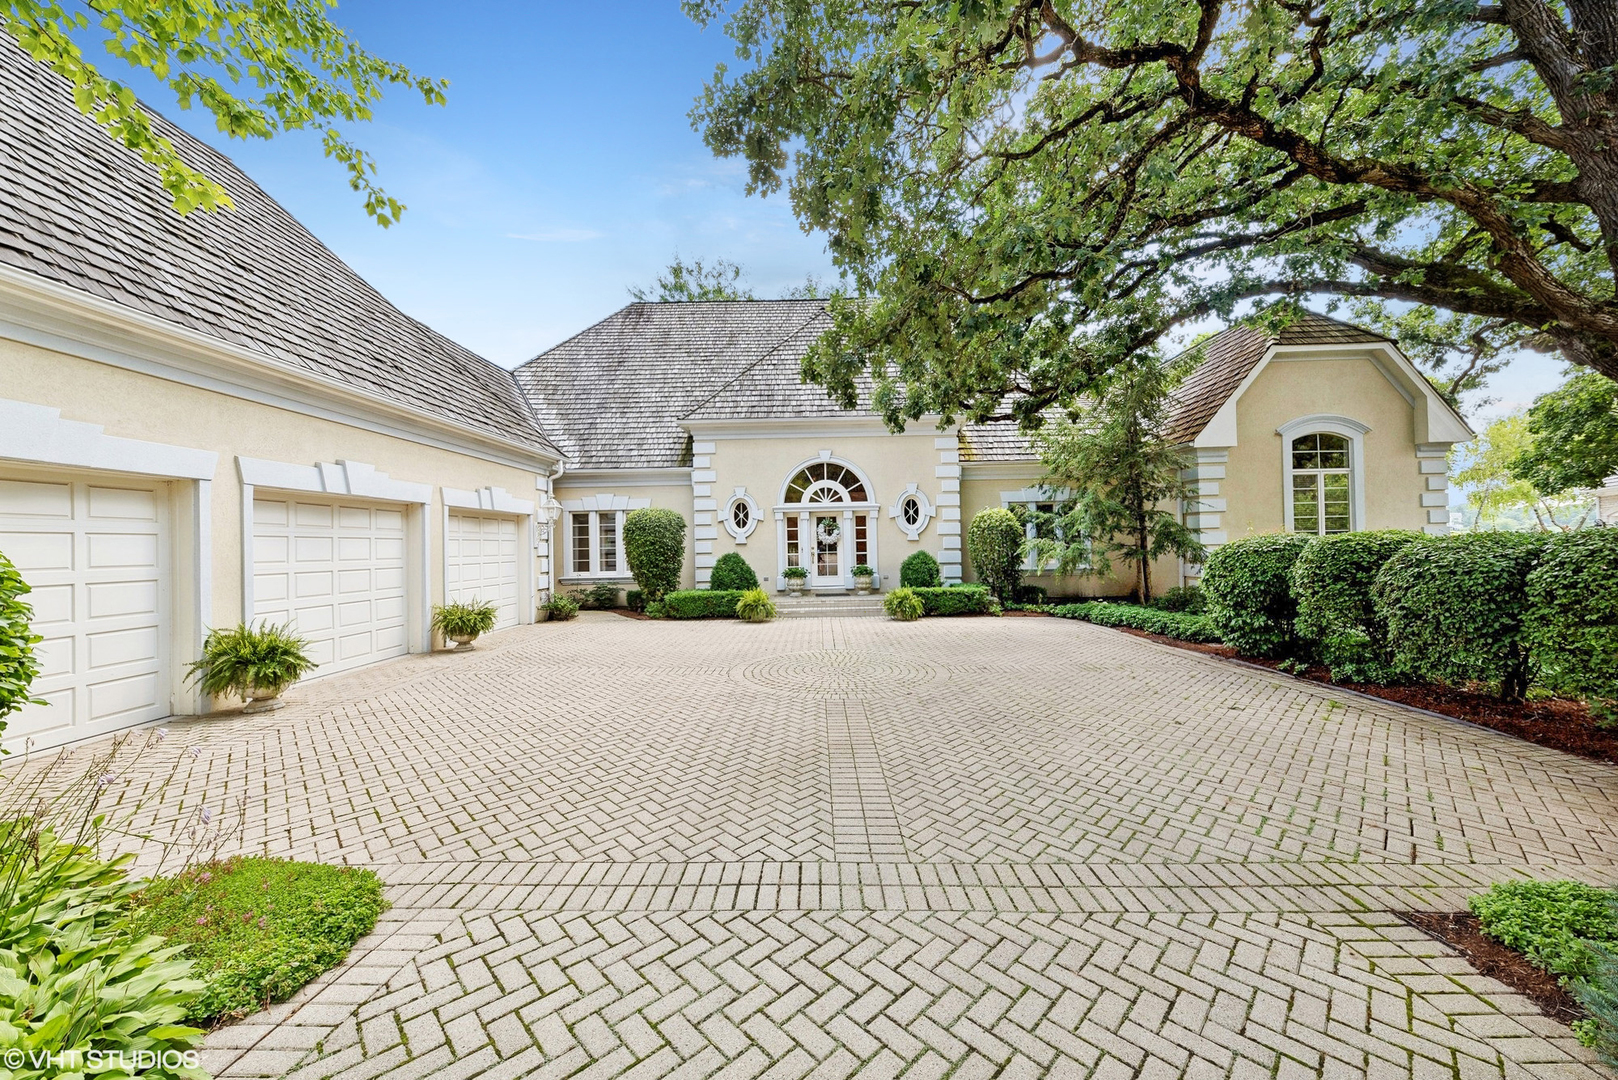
{"left": 1374, "top": 531, "right": 1544, "bottom": 700}
{"left": 0, "top": 549, "right": 42, "bottom": 731}
{"left": 899, "top": 550, "right": 942, "bottom": 588}
{"left": 623, "top": 508, "right": 685, "bottom": 599}
{"left": 662, "top": 589, "right": 743, "bottom": 619}
{"left": 966, "top": 508, "right": 1024, "bottom": 599}
{"left": 1290, "top": 530, "right": 1421, "bottom": 681}
{"left": 1053, "top": 602, "right": 1222, "bottom": 643}
{"left": 1525, "top": 529, "right": 1618, "bottom": 718}
{"left": 709, "top": 552, "right": 759, "bottom": 592}
{"left": 1202, "top": 533, "right": 1314, "bottom": 658}
{"left": 913, "top": 584, "right": 996, "bottom": 616}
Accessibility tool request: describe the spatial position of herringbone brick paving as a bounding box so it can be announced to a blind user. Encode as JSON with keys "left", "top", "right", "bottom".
{"left": 28, "top": 613, "right": 1612, "bottom": 1076}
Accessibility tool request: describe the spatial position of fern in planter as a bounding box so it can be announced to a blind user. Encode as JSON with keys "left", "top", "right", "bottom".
{"left": 432, "top": 599, "right": 498, "bottom": 643}
{"left": 187, "top": 622, "right": 316, "bottom": 707}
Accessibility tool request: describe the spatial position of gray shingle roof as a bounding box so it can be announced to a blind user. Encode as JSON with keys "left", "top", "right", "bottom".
{"left": 515, "top": 300, "right": 838, "bottom": 469}
{"left": 0, "top": 41, "right": 556, "bottom": 458}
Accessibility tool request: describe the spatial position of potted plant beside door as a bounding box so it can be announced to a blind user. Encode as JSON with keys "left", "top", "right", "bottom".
{"left": 188, "top": 621, "right": 317, "bottom": 713}
{"left": 782, "top": 566, "right": 808, "bottom": 595}
{"left": 432, "top": 599, "right": 499, "bottom": 649}
{"left": 851, "top": 564, "right": 875, "bottom": 595}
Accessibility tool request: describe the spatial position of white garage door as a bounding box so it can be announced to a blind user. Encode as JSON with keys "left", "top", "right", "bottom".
{"left": 252, "top": 495, "right": 407, "bottom": 676}
{"left": 0, "top": 474, "right": 169, "bottom": 751}
{"left": 446, "top": 512, "right": 520, "bottom": 631}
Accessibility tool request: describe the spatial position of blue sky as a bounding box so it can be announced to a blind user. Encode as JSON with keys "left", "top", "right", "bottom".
{"left": 92, "top": 0, "right": 1562, "bottom": 415}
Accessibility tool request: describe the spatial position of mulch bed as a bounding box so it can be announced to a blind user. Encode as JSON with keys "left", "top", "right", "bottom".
{"left": 1103, "top": 627, "right": 1618, "bottom": 766}
{"left": 1397, "top": 911, "right": 1585, "bottom": 1027}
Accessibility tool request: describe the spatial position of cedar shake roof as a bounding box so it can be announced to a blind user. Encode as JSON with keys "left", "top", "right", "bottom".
{"left": 517, "top": 301, "right": 1396, "bottom": 468}
{"left": 0, "top": 41, "right": 556, "bottom": 457}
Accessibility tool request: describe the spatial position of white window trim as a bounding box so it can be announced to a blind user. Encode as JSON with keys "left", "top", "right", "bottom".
{"left": 1278, "top": 415, "right": 1369, "bottom": 534}
{"left": 1000, "top": 488, "right": 1082, "bottom": 572}
{"left": 777, "top": 453, "right": 877, "bottom": 507}
{"left": 723, "top": 487, "right": 761, "bottom": 543}
{"left": 558, "top": 493, "right": 649, "bottom": 580}
{"left": 887, "top": 483, "right": 935, "bottom": 541}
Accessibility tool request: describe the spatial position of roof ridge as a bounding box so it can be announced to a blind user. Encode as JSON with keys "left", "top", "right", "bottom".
{"left": 677, "top": 305, "right": 831, "bottom": 420}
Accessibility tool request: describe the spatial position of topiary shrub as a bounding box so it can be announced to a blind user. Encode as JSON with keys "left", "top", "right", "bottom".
{"left": 1290, "top": 529, "right": 1421, "bottom": 682}
{"left": 0, "top": 549, "right": 43, "bottom": 738}
{"left": 1201, "top": 533, "right": 1314, "bottom": 658}
{"left": 967, "top": 508, "right": 1024, "bottom": 600}
{"left": 1525, "top": 529, "right": 1618, "bottom": 721}
{"left": 1373, "top": 531, "right": 1544, "bottom": 700}
{"left": 662, "top": 589, "right": 744, "bottom": 619}
{"left": 734, "top": 587, "right": 777, "bottom": 622}
{"left": 1149, "top": 584, "right": 1206, "bottom": 614}
{"left": 884, "top": 587, "right": 924, "bottom": 621}
{"left": 709, "top": 552, "right": 760, "bottom": 592}
{"left": 913, "top": 583, "right": 996, "bottom": 616}
{"left": 900, "top": 550, "right": 942, "bottom": 588}
{"left": 623, "top": 507, "right": 686, "bottom": 600}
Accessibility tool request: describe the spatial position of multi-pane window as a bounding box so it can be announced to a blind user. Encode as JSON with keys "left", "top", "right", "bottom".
{"left": 785, "top": 515, "right": 800, "bottom": 568}
{"left": 1010, "top": 501, "right": 1067, "bottom": 570}
{"left": 731, "top": 500, "right": 750, "bottom": 533}
{"left": 900, "top": 496, "right": 921, "bottom": 528}
{"left": 566, "top": 510, "right": 623, "bottom": 576}
{"left": 853, "top": 513, "right": 869, "bottom": 566}
{"left": 1290, "top": 433, "right": 1352, "bottom": 534}
{"left": 784, "top": 462, "right": 868, "bottom": 503}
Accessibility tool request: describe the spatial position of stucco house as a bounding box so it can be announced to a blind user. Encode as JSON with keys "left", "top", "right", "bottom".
{"left": 515, "top": 303, "right": 1472, "bottom": 597}
{"left": 0, "top": 39, "right": 1470, "bottom": 752}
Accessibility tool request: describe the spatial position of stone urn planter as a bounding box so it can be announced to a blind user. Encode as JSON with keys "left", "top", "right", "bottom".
{"left": 448, "top": 632, "right": 479, "bottom": 650}
{"left": 852, "top": 565, "right": 874, "bottom": 595}
{"left": 783, "top": 569, "right": 807, "bottom": 595}
{"left": 432, "top": 599, "right": 498, "bottom": 653}
{"left": 243, "top": 682, "right": 288, "bottom": 714}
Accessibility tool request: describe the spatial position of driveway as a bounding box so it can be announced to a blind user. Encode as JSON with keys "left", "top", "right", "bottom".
{"left": 90, "top": 612, "right": 1615, "bottom": 1077}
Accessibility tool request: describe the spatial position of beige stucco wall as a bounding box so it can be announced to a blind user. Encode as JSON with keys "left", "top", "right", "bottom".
{"left": 0, "top": 339, "right": 549, "bottom": 633}
{"left": 550, "top": 479, "right": 697, "bottom": 591}
{"left": 698, "top": 429, "right": 948, "bottom": 590}
{"left": 1218, "top": 354, "right": 1433, "bottom": 537}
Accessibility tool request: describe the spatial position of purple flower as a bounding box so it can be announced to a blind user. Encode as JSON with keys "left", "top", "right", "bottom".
{"left": 188, "top": 746, "right": 202, "bottom": 759}
{"left": 155, "top": 728, "right": 169, "bottom": 740}
{"left": 200, "top": 807, "right": 212, "bottom": 824}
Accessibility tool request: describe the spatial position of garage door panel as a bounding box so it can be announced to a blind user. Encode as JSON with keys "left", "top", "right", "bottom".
{"left": 446, "top": 512, "right": 521, "bottom": 632}
{"left": 253, "top": 572, "right": 288, "bottom": 604}
{"left": 253, "top": 494, "right": 408, "bottom": 677}
{"left": 254, "top": 498, "right": 289, "bottom": 526}
{"left": 374, "top": 509, "right": 404, "bottom": 530}
{"left": 1, "top": 474, "right": 168, "bottom": 751}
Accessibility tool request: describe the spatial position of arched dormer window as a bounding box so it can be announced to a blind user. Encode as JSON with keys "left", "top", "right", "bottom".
{"left": 1279, "top": 415, "right": 1369, "bottom": 536}
{"left": 782, "top": 461, "right": 869, "bottom": 504}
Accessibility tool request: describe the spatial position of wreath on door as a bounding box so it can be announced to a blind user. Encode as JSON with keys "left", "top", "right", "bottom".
{"left": 816, "top": 518, "right": 841, "bottom": 543}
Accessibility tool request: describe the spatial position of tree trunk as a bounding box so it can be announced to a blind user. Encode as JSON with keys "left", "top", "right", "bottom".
{"left": 1137, "top": 518, "right": 1151, "bottom": 604}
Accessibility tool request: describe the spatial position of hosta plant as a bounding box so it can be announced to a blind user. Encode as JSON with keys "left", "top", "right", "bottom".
{"left": 734, "top": 588, "right": 777, "bottom": 623}
{"left": 186, "top": 622, "right": 316, "bottom": 702}
{"left": 432, "top": 599, "right": 498, "bottom": 640}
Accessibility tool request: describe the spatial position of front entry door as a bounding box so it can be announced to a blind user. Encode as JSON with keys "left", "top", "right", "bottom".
{"left": 811, "top": 514, "right": 842, "bottom": 588}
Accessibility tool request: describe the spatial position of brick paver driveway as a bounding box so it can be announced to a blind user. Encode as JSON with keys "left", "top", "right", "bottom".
{"left": 106, "top": 613, "right": 1617, "bottom": 1077}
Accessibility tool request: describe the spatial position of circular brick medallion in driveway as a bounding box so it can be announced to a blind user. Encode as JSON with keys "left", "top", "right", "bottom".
{"left": 735, "top": 648, "right": 943, "bottom": 696}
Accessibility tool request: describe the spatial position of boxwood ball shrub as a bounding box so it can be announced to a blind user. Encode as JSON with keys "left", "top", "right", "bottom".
{"left": 1290, "top": 529, "right": 1421, "bottom": 681}
{"left": 708, "top": 552, "right": 760, "bottom": 592}
{"left": 662, "top": 589, "right": 744, "bottom": 619}
{"left": 1201, "top": 533, "right": 1314, "bottom": 658}
{"left": 899, "top": 550, "right": 942, "bottom": 588}
{"left": 1525, "top": 529, "right": 1618, "bottom": 719}
{"left": 1374, "top": 531, "right": 1544, "bottom": 700}
{"left": 0, "top": 548, "right": 43, "bottom": 731}
{"left": 623, "top": 507, "right": 686, "bottom": 600}
{"left": 884, "top": 587, "right": 924, "bottom": 621}
{"left": 967, "top": 508, "right": 1024, "bottom": 599}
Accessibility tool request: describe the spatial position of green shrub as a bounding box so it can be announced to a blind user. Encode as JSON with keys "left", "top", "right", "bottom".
{"left": 913, "top": 584, "right": 995, "bottom": 616}
{"left": 131, "top": 857, "right": 386, "bottom": 1022}
{"left": 186, "top": 622, "right": 317, "bottom": 699}
{"left": 0, "top": 827, "right": 205, "bottom": 1076}
{"left": 626, "top": 589, "right": 646, "bottom": 612}
{"left": 432, "top": 599, "right": 498, "bottom": 638}
{"left": 734, "top": 587, "right": 777, "bottom": 622}
{"left": 623, "top": 507, "right": 686, "bottom": 599}
{"left": 662, "top": 589, "right": 744, "bottom": 619}
{"left": 1577, "top": 938, "right": 1618, "bottom": 1062}
{"left": 0, "top": 549, "right": 43, "bottom": 736}
{"left": 1150, "top": 584, "right": 1206, "bottom": 614}
{"left": 1525, "top": 529, "right": 1618, "bottom": 719}
{"left": 884, "top": 587, "right": 924, "bottom": 621}
{"left": 644, "top": 600, "right": 668, "bottom": 619}
{"left": 545, "top": 593, "right": 580, "bottom": 621}
{"left": 900, "top": 550, "right": 942, "bottom": 588}
{"left": 1052, "top": 602, "right": 1222, "bottom": 643}
{"left": 1468, "top": 880, "right": 1618, "bottom": 985}
{"left": 709, "top": 552, "right": 760, "bottom": 592}
{"left": 572, "top": 583, "right": 622, "bottom": 610}
{"left": 1015, "top": 584, "right": 1049, "bottom": 606}
{"left": 967, "top": 508, "right": 1024, "bottom": 599}
{"left": 1374, "top": 532, "right": 1544, "bottom": 700}
{"left": 1290, "top": 530, "right": 1421, "bottom": 681}
{"left": 1201, "top": 533, "right": 1315, "bottom": 658}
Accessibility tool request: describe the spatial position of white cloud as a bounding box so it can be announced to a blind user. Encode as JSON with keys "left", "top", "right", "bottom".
{"left": 507, "top": 228, "right": 605, "bottom": 243}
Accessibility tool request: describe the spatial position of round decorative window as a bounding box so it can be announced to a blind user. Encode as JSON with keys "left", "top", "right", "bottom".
{"left": 901, "top": 496, "right": 922, "bottom": 527}
{"left": 732, "top": 499, "right": 751, "bottom": 532}
{"left": 723, "top": 489, "right": 761, "bottom": 542}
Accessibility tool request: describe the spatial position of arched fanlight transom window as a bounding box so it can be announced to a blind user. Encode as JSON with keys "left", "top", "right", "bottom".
{"left": 784, "top": 462, "right": 869, "bottom": 504}
{"left": 1289, "top": 432, "right": 1352, "bottom": 534}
